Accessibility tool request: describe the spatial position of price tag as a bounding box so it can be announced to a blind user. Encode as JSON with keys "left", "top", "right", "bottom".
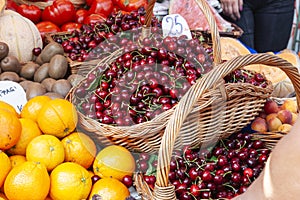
{"left": 162, "top": 14, "right": 192, "bottom": 39}
{"left": 0, "top": 81, "right": 27, "bottom": 113}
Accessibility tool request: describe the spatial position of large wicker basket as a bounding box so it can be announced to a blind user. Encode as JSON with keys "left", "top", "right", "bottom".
{"left": 134, "top": 53, "right": 300, "bottom": 199}
{"left": 66, "top": 0, "right": 279, "bottom": 153}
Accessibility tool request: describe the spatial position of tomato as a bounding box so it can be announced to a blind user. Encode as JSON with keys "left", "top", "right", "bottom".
{"left": 36, "top": 21, "right": 61, "bottom": 39}
{"left": 83, "top": 13, "right": 106, "bottom": 25}
{"left": 42, "top": 0, "right": 76, "bottom": 26}
{"left": 88, "top": 0, "right": 113, "bottom": 17}
{"left": 61, "top": 22, "right": 82, "bottom": 32}
{"left": 112, "top": 0, "right": 147, "bottom": 12}
{"left": 6, "top": 0, "right": 19, "bottom": 11}
{"left": 17, "top": 4, "right": 42, "bottom": 24}
{"left": 75, "top": 8, "right": 89, "bottom": 24}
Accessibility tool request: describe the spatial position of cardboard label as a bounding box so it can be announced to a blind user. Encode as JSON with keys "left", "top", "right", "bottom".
{"left": 0, "top": 81, "right": 27, "bottom": 113}
{"left": 162, "top": 14, "right": 192, "bottom": 39}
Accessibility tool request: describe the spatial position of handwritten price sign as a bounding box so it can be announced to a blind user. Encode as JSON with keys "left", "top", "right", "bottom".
{"left": 162, "top": 14, "right": 192, "bottom": 39}
{"left": 0, "top": 81, "right": 27, "bottom": 113}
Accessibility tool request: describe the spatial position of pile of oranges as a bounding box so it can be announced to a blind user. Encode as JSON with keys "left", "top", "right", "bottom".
{"left": 0, "top": 96, "right": 136, "bottom": 200}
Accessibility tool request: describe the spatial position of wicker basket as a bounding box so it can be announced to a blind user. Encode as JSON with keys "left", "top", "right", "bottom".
{"left": 13, "top": 0, "right": 85, "bottom": 9}
{"left": 133, "top": 53, "right": 300, "bottom": 199}
{"left": 66, "top": 0, "right": 280, "bottom": 154}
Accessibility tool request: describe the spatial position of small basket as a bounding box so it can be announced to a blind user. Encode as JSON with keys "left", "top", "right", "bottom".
{"left": 66, "top": 0, "right": 280, "bottom": 153}
{"left": 13, "top": 0, "right": 85, "bottom": 9}
{"left": 133, "top": 53, "right": 300, "bottom": 199}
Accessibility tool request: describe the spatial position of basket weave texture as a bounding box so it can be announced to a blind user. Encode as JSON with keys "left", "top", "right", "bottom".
{"left": 66, "top": 0, "right": 277, "bottom": 153}
{"left": 134, "top": 53, "right": 300, "bottom": 199}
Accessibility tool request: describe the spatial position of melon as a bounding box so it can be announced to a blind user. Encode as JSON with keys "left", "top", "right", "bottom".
{"left": 0, "top": 0, "right": 43, "bottom": 62}
{"left": 220, "top": 37, "right": 251, "bottom": 61}
{"left": 244, "top": 49, "right": 300, "bottom": 98}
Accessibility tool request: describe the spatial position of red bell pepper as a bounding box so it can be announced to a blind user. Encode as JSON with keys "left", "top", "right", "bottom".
{"left": 42, "top": 0, "right": 76, "bottom": 26}
{"left": 17, "top": 4, "right": 42, "bottom": 24}
{"left": 112, "top": 0, "right": 147, "bottom": 12}
{"left": 88, "top": 0, "right": 113, "bottom": 18}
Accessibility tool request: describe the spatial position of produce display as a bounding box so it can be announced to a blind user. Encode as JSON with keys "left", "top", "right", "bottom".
{"left": 0, "top": 0, "right": 299, "bottom": 199}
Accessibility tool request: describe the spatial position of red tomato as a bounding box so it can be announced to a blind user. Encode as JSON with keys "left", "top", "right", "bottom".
{"left": 112, "top": 0, "right": 147, "bottom": 12}
{"left": 83, "top": 13, "right": 106, "bottom": 25}
{"left": 42, "top": 0, "right": 76, "bottom": 26}
{"left": 88, "top": 0, "right": 113, "bottom": 17}
{"left": 17, "top": 4, "right": 42, "bottom": 24}
{"left": 61, "top": 22, "right": 82, "bottom": 32}
{"left": 6, "top": 0, "right": 19, "bottom": 11}
{"left": 36, "top": 21, "right": 61, "bottom": 39}
{"left": 75, "top": 8, "right": 89, "bottom": 24}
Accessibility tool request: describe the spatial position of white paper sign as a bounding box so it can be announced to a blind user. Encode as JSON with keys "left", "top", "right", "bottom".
{"left": 0, "top": 81, "right": 27, "bottom": 113}
{"left": 162, "top": 14, "right": 192, "bottom": 39}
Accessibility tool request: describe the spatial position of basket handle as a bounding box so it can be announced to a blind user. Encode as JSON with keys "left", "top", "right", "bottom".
{"left": 143, "top": 0, "right": 222, "bottom": 65}
{"left": 154, "top": 53, "right": 300, "bottom": 190}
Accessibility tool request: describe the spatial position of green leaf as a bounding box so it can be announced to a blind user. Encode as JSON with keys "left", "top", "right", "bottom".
{"left": 124, "top": 0, "right": 129, "bottom": 6}
{"left": 208, "top": 155, "right": 218, "bottom": 162}
{"left": 145, "top": 154, "right": 158, "bottom": 176}
{"left": 87, "top": 76, "right": 102, "bottom": 91}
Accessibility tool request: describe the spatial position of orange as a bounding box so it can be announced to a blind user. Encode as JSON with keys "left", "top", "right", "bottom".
{"left": 9, "top": 155, "right": 26, "bottom": 168}
{"left": 0, "top": 110, "right": 22, "bottom": 150}
{"left": 61, "top": 132, "right": 97, "bottom": 169}
{"left": 0, "top": 151, "right": 11, "bottom": 188}
{"left": 20, "top": 95, "right": 51, "bottom": 122}
{"left": 7, "top": 118, "right": 42, "bottom": 155}
{"left": 4, "top": 161, "right": 50, "bottom": 200}
{"left": 0, "top": 192, "right": 8, "bottom": 200}
{"left": 49, "top": 162, "right": 92, "bottom": 200}
{"left": 93, "top": 145, "right": 135, "bottom": 181}
{"left": 0, "top": 100, "right": 19, "bottom": 117}
{"left": 88, "top": 177, "right": 130, "bottom": 200}
{"left": 26, "top": 135, "right": 65, "bottom": 171}
{"left": 37, "top": 99, "right": 78, "bottom": 138}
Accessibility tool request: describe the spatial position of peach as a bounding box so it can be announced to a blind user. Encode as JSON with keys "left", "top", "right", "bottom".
{"left": 251, "top": 117, "right": 268, "bottom": 132}
{"left": 291, "top": 113, "right": 298, "bottom": 125}
{"left": 278, "top": 124, "right": 293, "bottom": 134}
{"left": 281, "top": 99, "right": 298, "bottom": 113}
{"left": 266, "top": 113, "right": 278, "bottom": 122}
{"left": 277, "top": 109, "right": 293, "bottom": 124}
{"left": 264, "top": 100, "right": 279, "bottom": 115}
{"left": 258, "top": 111, "right": 267, "bottom": 119}
{"left": 266, "top": 116, "right": 283, "bottom": 132}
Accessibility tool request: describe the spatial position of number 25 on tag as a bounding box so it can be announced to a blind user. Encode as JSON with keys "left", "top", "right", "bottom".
{"left": 162, "top": 14, "right": 192, "bottom": 39}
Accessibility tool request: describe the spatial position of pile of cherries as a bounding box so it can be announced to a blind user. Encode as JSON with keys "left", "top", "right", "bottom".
{"left": 73, "top": 33, "right": 214, "bottom": 126}
{"left": 52, "top": 7, "right": 161, "bottom": 62}
{"left": 136, "top": 132, "right": 271, "bottom": 199}
{"left": 224, "top": 69, "right": 268, "bottom": 88}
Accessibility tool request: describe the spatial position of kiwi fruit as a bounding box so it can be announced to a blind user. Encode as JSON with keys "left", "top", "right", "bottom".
{"left": 19, "top": 80, "right": 33, "bottom": 92}
{"left": 44, "top": 92, "right": 64, "bottom": 99}
{"left": 67, "top": 74, "right": 84, "bottom": 87}
{"left": 0, "top": 42, "right": 9, "bottom": 60}
{"left": 48, "top": 54, "right": 68, "bottom": 79}
{"left": 0, "top": 71, "right": 20, "bottom": 82}
{"left": 26, "top": 82, "right": 46, "bottom": 100}
{"left": 37, "top": 42, "right": 64, "bottom": 64}
{"left": 51, "top": 79, "right": 72, "bottom": 98}
{"left": 34, "top": 63, "right": 49, "bottom": 83}
{"left": 41, "top": 78, "right": 56, "bottom": 92}
{"left": 0, "top": 56, "right": 21, "bottom": 73}
{"left": 20, "top": 62, "right": 40, "bottom": 80}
